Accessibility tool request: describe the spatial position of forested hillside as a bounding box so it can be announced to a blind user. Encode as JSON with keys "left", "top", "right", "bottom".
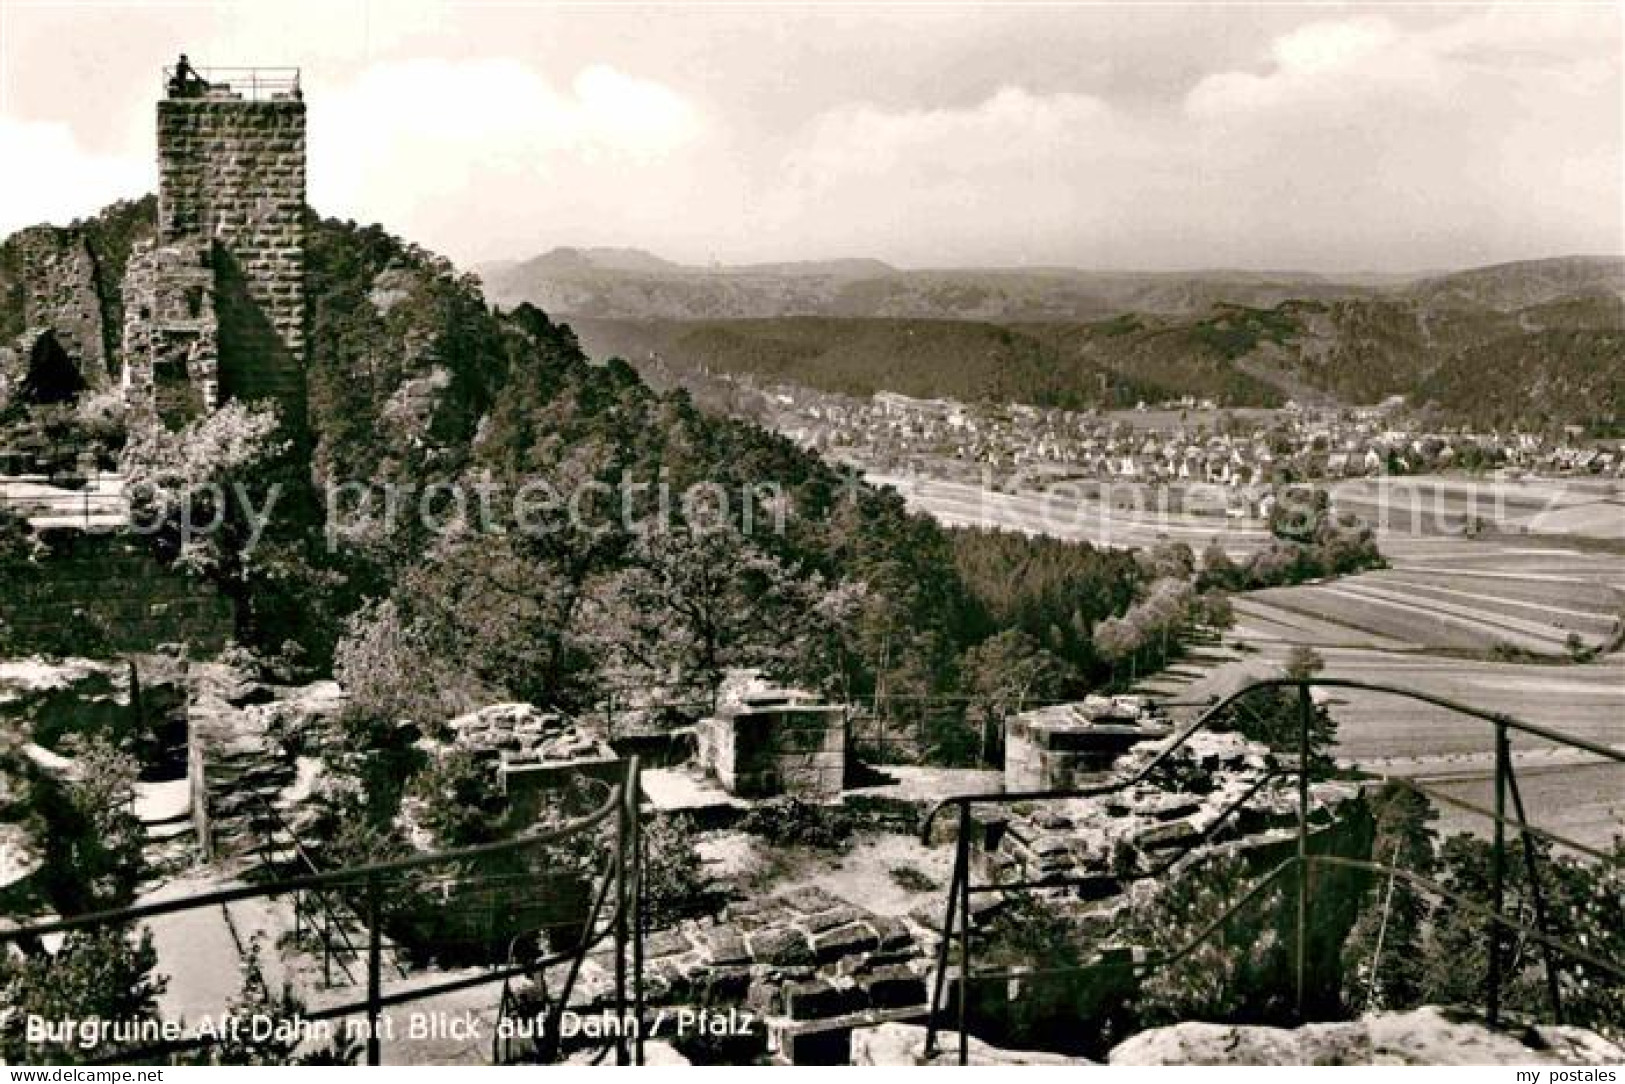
{"left": 306, "top": 255, "right": 1159, "bottom": 730}
{"left": 14, "top": 221, "right": 1618, "bottom": 431}
{"left": 1284, "top": 294, "right": 1625, "bottom": 428}
{"left": 574, "top": 288, "right": 1624, "bottom": 427}
{"left": 484, "top": 249, "right": 1625, "bottom": 427}
{"left": 4, "top": 203, "right": 1178, "bottom": 757}
{"left": 572, "top": 316, "right": 1169, "bottom": 409}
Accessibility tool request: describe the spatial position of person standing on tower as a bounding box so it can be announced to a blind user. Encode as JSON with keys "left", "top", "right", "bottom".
{"left": 168, "top": 53, "right": 208, "bottom": 97}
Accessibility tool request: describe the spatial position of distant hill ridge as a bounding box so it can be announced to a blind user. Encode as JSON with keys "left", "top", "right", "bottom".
{"left": 484, "top": 249, "right": 1622, "bottom": 428}
{"left": 1407, "top": 255, "right": 1625, "bottom": 311}
{"left": 484, "top": 249, "right": 1625, "bottom": 321}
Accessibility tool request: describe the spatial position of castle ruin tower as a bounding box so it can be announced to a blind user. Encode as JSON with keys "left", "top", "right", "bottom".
{"left": 124, "top": 61, "right": 307, "bottom": 429}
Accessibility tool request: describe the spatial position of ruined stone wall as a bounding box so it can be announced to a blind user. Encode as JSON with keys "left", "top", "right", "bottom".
{"left": 156, "top": 95, "right": 305, "bottom": 426}
{"left": 532, "top": 884, "right": 930, "bottom": 1064}
{"left": 12, "top": 226, "right": 109, "bottom": 386}
{"left": 973, "top": 731, "right": 1376, "bottom": 1040}
{"left": 120, "top": 238, "right": 219, "bottom": 426}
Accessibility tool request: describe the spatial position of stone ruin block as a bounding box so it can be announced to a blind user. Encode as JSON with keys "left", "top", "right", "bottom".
{"left": 696, "top": 679, "right": 846, "bottom": 800}
{"left": 984, "top": 729, "right": 1373, "bottom": 921}
{"left": 684, "top": 889, "right": 932, "bottom": 1062}
{"left": 119, "top": 71, "right": 308, "bottom": 429}
{"left": 1005, "top": 696, "right": 1172, "bottom": 792}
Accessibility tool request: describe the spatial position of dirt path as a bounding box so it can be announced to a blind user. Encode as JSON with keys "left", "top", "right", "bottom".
{"left": 140, "top": 873, "right": 247, "bottom": 1029}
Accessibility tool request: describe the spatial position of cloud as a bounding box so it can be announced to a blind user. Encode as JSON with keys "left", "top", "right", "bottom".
{"left": 0, "top": 119, "right": 151, "bottom": 238}
{"left": 786, "top": 87, "right": 1110, "bottom": 182}
{"left": 1185, "top": 8, "right": 1618, "bottom": 121}
{"left": 1273, "top": 16, "right": 1396, "bottom": 75}
{"left": 760, "top": 87, "right": 1150, "bottom": 265}
{"left": 1, "top": 6, "right": 1616, "bottom": 270}
{"left": 1168, "top": 9, "right": 1623, "bottom": 265}
{"left": 1185, "top": 17, "right": 1409, "bottom": 118}
{"left": 742, "top": 8, "right": 1621, "bottom": 269}
{"left": 308, "top": 58, "right": 702, "bottom": 241}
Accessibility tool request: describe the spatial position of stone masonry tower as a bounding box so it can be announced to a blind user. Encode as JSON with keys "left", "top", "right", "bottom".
{"left": 124, "top": 62, "right": 306, "bottom": 429}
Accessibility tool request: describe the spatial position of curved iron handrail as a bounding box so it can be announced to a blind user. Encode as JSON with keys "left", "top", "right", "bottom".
{"left": 0, "top": 775, "right": 625, "bottom": 942}
{"left": 3, "top": 759, "right": 644, "bottom": 1067}
{"left": 922, "top": 676, "right": 1624, "bottom": 840}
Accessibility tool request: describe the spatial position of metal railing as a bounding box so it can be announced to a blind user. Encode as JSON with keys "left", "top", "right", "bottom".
{"left": 918, "top": 677, "right": 1625, "bottom": 1064}
{"left": 491, "top": 762, "right": 647, "bottom": 1066}
{"left": 248, "top": 795, "right": 410, "bottom": 989}
{"left": 0, "top": 758, "right": 645, "bottom": 1067}
{"left": 163, "top": 66, "right": 301, "bottom": 102}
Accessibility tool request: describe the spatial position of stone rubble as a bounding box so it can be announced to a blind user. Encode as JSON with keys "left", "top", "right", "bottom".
{"left": 985, "top": 729, "right": 1362, "bottom": 889}
{"left": 442, "top": 701, "right": 614, "bottom": 764}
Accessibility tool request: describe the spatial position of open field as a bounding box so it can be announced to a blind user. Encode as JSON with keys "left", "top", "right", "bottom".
{"left": 1155, "top": 534, "right": 1624, "bottom": 850}
{"left": 863, "top": 472, "right": 1273, "bottom": 554}
{"left": 1525, "top": 501, "right": 1625, "bottom": 540}
{"left": 1255, "top": 584, "right": 1548, "bottom": 654}
{"left": 1329, "top": 475, "right": 1624, "bottom": 539}
{"left": 1248, "top": 576, "right": 1616, "bottom": 655}
{"left": 1136, "top": 640, "right": 1625, "bottom": 849}
{"left": 1373, "top": 566, "right": 1625, "bottom": 613}
{"left": 1230, "top": 597, "right": 1417, "bottom": 650}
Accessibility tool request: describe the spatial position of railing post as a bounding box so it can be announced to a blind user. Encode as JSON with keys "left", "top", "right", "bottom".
{"left": 957, "top": 802, "right": 972, "bottom": 1067}
{"left": 366, "top": 872, "right": 383, "bottom": 1065}
{"left": 1295, "top": 682, "right": 1312, "bottom": 1019}
{"left": 492, "top": 982, "right": 506, "bottom": 1065}
{"left": 613, "top": 767, "right": 629, "bottom": 1066}
{"left": 1488, "top": 723, "right": 1508, "bottom": 1028}
{"left": 629, "top": 757, "right": 645, "bottom": 1067}
{"left": 1504, "top": 754, "right": 1564, "bottom": 1024}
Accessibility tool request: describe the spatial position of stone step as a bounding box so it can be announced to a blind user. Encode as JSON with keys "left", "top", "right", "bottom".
{"left": 145, "top": 815, "right": 194, "bottom": 841}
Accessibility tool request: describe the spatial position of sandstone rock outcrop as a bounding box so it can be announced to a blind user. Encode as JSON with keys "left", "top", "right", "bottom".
{"left": 1107, "top": 1006, "right": 1625, "bottom": 1065}
{"left": 525, "top": 884, "right": 934, "bottom": 1064}
{"left": 853, "top": 1008, "right": 1624, "bottom": 1066}
{"left": 851, "top": 1022, "right": 1088, "bottom": 1066}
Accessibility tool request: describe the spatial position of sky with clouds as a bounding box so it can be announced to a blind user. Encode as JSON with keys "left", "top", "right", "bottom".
{"left": 1, "top": 1, "right": 1619, "bottom": 272}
